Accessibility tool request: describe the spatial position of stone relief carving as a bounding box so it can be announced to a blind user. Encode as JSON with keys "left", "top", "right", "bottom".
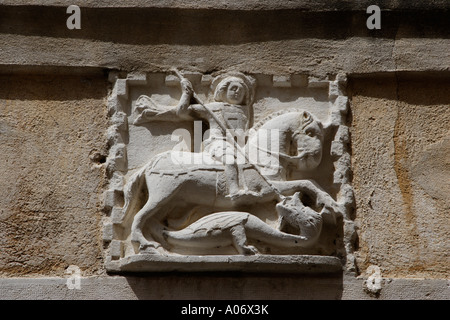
{"left": 103, "top": 70, "right": 355, "bottom": 272}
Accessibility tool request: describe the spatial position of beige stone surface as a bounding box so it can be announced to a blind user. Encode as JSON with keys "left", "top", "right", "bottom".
{"left": 1, "top": 275, "right": 449, "bottom": 300}
{"left": 350, "top": 76, "right": 450, "bottom": 278}
{"left": 0, "top": 75, "right": 108, "bottom": 277}
{"left": 0, "top": 5, "right": 448, "bottom": 78}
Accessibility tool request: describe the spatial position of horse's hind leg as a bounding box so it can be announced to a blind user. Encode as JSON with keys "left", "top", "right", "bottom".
{"left": 131, "top": 196, "right": 173, "bottom": 254}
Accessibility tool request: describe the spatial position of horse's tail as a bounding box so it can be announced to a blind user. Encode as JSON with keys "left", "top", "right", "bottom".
{"left": 121, "top": 165, "right": 148, "bottom": 227}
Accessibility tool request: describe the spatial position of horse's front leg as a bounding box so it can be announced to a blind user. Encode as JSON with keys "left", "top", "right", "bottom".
{"left": 271, "top": 179, "right": 343, "bottom": 217}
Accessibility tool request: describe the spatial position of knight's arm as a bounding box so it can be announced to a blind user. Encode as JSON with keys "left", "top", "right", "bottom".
{"left": 134, "top": 79, "right": 199, "bottom": 124}
{"left": 176, "top": 79, "right": 197, "bottom": 120}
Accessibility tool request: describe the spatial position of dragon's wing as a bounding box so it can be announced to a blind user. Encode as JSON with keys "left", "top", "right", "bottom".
{"left": 186, "top": 212, "right": 249, "bottom": 233}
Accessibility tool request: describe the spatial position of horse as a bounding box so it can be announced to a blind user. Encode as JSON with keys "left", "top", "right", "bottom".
{"left": 120, "top": 110, "right": 340, "bottom": 253}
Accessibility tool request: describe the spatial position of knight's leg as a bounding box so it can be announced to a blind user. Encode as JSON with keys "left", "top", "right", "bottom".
{"left": 225, "top": 163, "right": 241, "bottom": 196}
{"left": 230, "top": 224, "right": 258, "bottom": 255}
{"left": 225, "top": 163, "right": 261, "bottom": 200}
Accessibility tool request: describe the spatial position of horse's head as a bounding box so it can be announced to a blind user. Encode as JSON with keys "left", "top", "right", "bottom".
{"left": 247, "top": 109, "right": 325, "bottom": 179}
{"left": 287, "top": 111, "right": 324, "bottom": 172}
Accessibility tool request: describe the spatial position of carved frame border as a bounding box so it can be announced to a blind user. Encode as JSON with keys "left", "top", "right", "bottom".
{"left": 102, "top": 71, "right": 355, "bottom": 273}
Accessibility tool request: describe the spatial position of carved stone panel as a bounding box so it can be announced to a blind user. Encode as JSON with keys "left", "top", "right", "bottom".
{"left": 103, "top": 71, "right": 354, "bottom": 273}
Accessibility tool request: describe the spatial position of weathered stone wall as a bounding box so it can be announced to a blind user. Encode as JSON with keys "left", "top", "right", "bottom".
{"left": 0, "top": 74, "right": 108, "bottom": 277}
{"left": 350, "top": 75, "right": 450, "bottom": 279}
{"left": 0, "top": 3, "right": 448, "bottom": 77}
{"left": 0, "top": 1, "right": 448, "bottom": 300}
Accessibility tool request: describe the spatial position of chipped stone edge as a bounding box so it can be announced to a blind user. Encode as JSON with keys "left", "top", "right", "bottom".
{"left": 102, "top": 72, "right": 148, "bottom": 261}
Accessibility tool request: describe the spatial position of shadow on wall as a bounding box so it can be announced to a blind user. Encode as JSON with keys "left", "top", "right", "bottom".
{"left": 1, "top": 7, "right": 449, "bottom": 46}
{"left": 0, "top": 74, "right": 107, "bottom": 101}
{"left": 123, "top": 272, "right": 344, "bottom": 300}
{"left": 348, "top": 73, "right": 450, "bottom": 106}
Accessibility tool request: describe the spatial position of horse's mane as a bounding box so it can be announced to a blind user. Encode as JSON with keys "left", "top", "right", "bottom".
{"left": 251, "top": 108, "right": 305, "bottom": 131}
